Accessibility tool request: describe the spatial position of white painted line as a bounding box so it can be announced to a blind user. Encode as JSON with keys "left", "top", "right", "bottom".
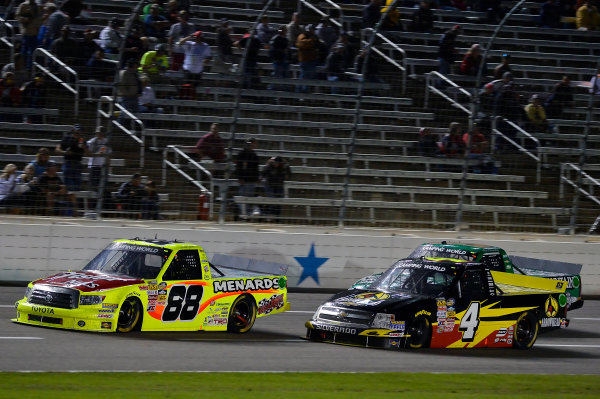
{"left": 536, "top": 344, "right": 600, "bottom": 348}
{"left": 286, "top": 310, "right": 314, "bottom": 314}
{"left": 0, "top": 305, "right": 16, "bottom": 308}
{"left": 573, "top": 318, "right": 600, "bottom": 321}
{"left": 0, "top": 337, "right": 44, "bottom": 340}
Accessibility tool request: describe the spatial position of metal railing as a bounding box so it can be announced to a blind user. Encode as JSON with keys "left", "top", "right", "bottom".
{"left": 31, "top": 48, "right": 80, "bottom": 116}
{"left": 362, "top": 27, "right": 407, "bottom": 95}
{"left": 424, "top": 71, "right": 472, "bottom": 114}
{"left": 97, "top": 96, "right": 145, "bottom": 168}
{"left": 162, "top": 145, "right": 214, "bottom": 219}
{"left": 560, "top": 163, "right": 600, "bottom": 206}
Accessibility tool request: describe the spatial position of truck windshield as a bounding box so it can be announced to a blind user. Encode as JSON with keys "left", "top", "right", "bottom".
{"left": 83, "top": 243, "right": 172, "bottom": 279}
{"left": 374, "top": 262, "right": 457, "bottom": 296}
{"left": 408, "top": 245, "right": 476, "bottom": 262}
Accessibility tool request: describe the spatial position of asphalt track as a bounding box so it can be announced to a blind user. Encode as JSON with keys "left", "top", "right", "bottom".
{"left": 1, "top": 287, "right": 599, "bottom": 374}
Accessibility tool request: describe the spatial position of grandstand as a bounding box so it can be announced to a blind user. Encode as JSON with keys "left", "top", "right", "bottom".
{"left": 0, "top": 0, "right": 599, "bottom": 234}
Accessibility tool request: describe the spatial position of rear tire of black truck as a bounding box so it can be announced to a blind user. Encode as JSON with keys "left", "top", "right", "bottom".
{"left": 513, "top": 311, "right": 539, "bottom": 349}
{"left": 227, "top": 295, "right": 257, "bottom": 333}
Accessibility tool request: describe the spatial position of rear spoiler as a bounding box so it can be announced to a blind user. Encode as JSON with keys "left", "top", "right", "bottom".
{"left": 509, "top": 255, "right": 582, "bottom": 275}
{"left": 211, "top": 254, "right": 289, "bottom": 276}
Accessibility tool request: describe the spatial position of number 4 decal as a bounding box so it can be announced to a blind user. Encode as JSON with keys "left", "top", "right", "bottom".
{"left": 459, "top": 302, "right": 481, "bottom": 342}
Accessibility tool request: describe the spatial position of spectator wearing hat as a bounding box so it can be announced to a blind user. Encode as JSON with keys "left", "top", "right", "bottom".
{"left": 261, "top": 156, "right": 291, "bottom": 217}
{"left": 56, "top": 124, "right": 87, "bottom": 192}
{"left": 524, "top": 95, "right": 552, "bottom": 133}
{"left": 268, "top": 25, "right": 290, "bottom": 90}
{"left": 37, "top": 161, "right": 77, "bottom": 216}
{"left": 86, "top": 126, "right": 110, "bottom": 190}
{"left": 296, "top": 24, "right": 318, "bottom": 93}
{"left": 16, "top": 0, "right": 43, "bottom": 69}
{"left": 178, "top": 30, "right": 211, "bottom": 88}
{"left": 493, "top": 53, "right": 513, "bottom": 80}
{"left": 99, "top": 18, "right": 123, "bottom": 54}
{"left": 117, "top": 59, "right": 142, "bottom": 113}
{"left": 167, "top": 10, "right": 195, "bottom": 71}
{"left": 235, "top": 138, "right": 260, "bottom": 219}
{"left": 144, "top": 4, "right": 171, "bottom": 39}
{"left": 139, "top": 44, "right": 169, "bottom": 83}
{"left": 20, "top": 73, "right": 47, "bottom": 121}
{"left": 234, "top": 30, "right": 262, "bottom": 89}
{"left": 216, "top": 18, "right": 235, "bottom": 65}
{"left": 41, "top": 3, "right": 69, "bottom": 49}
{"left": 438, "top": 24, "right": 461, "bottom": 75}
{"left": 545, "top": 75, "right": 574, "bottom": 118}
{"left": 85, "top": 49, "right": 116, "bottom": 82}
{"left": 409, "top": 1, "right": 435, "bottom": 32}
{"left": 417, "top": 127, "right": 438, "bottom": 157}
{"left": 460, "top": 44, "right": 487, "bottom": 76}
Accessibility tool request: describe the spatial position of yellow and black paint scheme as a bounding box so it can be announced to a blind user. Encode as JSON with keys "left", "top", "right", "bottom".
{"left": 13, "top": 239, "right": 290, "bottom": 333}
{"left": 307, "top": 254, "right": 571, "bottom": 350}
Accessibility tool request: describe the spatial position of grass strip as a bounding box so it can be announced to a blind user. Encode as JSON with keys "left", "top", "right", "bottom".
{"left": 0, "top": 372, "right": 598, "bottom": 399}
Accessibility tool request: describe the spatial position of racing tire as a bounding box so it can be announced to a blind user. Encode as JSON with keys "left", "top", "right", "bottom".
{"left": 227, "top": 295, "right": 257, "bottom": 334}
{"left": 407, "top": 316, "right": 432, "bottom": 349}
{"left": 513, "top": 312, "right": 539, "bottom": 350}
{"left": 117, "top": 297, "right": 142, "bottom": 333}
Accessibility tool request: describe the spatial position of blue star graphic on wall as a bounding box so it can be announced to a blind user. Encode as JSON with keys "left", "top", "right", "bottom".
{"left": 295, "top": 243, "right": 329, "bottom": 285}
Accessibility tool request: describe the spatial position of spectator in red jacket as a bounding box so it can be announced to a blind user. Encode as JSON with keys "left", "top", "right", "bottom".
{"left": 195, "top": 123, "right": 225, "bottom": 163}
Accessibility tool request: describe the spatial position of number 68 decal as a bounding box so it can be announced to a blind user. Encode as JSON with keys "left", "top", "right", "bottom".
{"left": 162, "top": 284, "right": 204, "bottom": 322}
{"left": 458, "top": 302, "right": 480, "bottom": 342}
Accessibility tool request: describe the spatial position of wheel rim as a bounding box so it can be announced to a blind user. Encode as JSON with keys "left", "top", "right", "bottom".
{"left": 409, "top": 317, "right": 429, "bottom": 347}
{"left": 515, "top": 316, "right": 533, "bottom": 344}
{"left": 231, "top": 300, "right": 251, "bottom": 329}
{"left": 118, "top": 298, "right": 140, "bottom": 332}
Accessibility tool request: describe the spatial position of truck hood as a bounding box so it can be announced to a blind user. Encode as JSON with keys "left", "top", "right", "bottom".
{"left": 33, "top": 271, "right": 144, "bottom": 292}
{"left": 327, "top": 289, "right": 423, "bottom": 312}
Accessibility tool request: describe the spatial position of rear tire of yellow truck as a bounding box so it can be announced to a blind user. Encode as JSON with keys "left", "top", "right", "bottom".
{"left": 227, "top": 295, "right": 256, "bottom": 333}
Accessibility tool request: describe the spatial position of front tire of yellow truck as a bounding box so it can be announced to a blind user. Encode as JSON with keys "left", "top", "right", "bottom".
{"left": 117, "top": 297, "right": 142, "bottom": 333}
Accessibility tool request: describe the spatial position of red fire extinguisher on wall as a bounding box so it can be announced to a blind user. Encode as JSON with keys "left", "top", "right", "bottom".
{"left": 197, "top": 194, "right": 209, "bottom": 220}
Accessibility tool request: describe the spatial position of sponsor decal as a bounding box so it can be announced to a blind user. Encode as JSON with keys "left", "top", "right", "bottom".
{"left": 97, "top": 314, "right": 113, "bottom": 318}
{"left": 147, "top": 290, "right": 158, "bottom": 295}
{"left": 373, "top": 313, "right": 406, "bottom": 331}
{"left": 32, "top": 306, "right": 54, "bottom": 314}
{"left": 101, "top": 321, "right": 112, "bottom": 329}
{"left": 158, "top": 282, "right": 167, "bottom": 289}
{"left": 313, "top": 323, "right": 357, "bottom": 334}
{"left": 204, "top": 315, "right": 227, "bottom": 326}
{"left": 158, "top": 290, "right": 167, "bottom": 295}
{"left": 77, "top": 321, "right": 85, "bottom": 327}
{"left": 337, "top": 292, "right": 391, "bottom": 306}
{"left": 541, "top": 318, "right": 568, "bottom": 328}
{"left": 158, "top": 295, "right": 167, "bottom": 301}
{"left": 102, "top": 303, "right": 118, "bottom": 309}
{"left": 545, "top": 296, "right": 559, "bottom": 317}
{"left": 148, "top": 281, "right": 158, "bottom": 285}
{"left": 109, "top": 243, "right": 160, "bottom": 253}
{"left": 138, "top": 285, "right": 148, "bottom": 291}
{"left": 148, "top": 295, "right": 158, "bottom": 300}
{"left": 149, "top": 285, "right": 158, "bottom": 291}
{"left": 423, "top": 264, "right": 447, "bottom": 272}
{"left": 213, "top": 278, "right": 282, "bottom": 293}
{"left": 447, "top": 298, "right": 455, "bottom": 306}
{"left": 555, "top": 282, "right": 564, "bottom": 289}
{"left": 416, "top": 310, "right": 431, "bottom": 317}
{"left": 147, "top": 305, "right": 155, "bottom": 311}
{"left": 258, "top": 294, "right": 285, "bottom": 315}
{"left": 98, "top": 309, "right": 115, "bottom": 313}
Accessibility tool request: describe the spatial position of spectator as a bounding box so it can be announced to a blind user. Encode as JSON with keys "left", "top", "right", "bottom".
{"left": 141, "top": 0, "right": 164, "bottom": 18}
{"left": 60, "top": 0, "right": 84, "bottom": 23}
{"left": 478, "top": 82, "right": 496, "bottom": 119}
{"left": 41, "top": 3, "right": 69, "bottom": 50}
{"left": 178, "top": 30, "right": 211, "bottom": 88}
{"left": 440, "top": 122, "right": 465, "bottom": 158}
{"left": 17, "top": 163, "right": 41, "bottom": 212}
{"left": 417, "top": 127, "right": 438, "bottom": 157}
{"left": 381, "top": 0, "right": 403, "bottom": 31}
{"left": 576, "top": 0, "right": 600, "bottom": 30}
{"left": 463, "top": 125, "right": 497, "bottom": 174}
{"left": 195, "top": 123, "right": 225, "bottom": 163}
{"left": 545, "top": 75, "right": 574, "bottom": 117}
{"left": 409, "top": 1, "right": 434, "bottom": 32}
{"left": 55, "top": 124, "right": 87, "bottom": 192}
{"left": 1, "top": 53, "right": 30, "bottom": 88}
{"left": 117, "top": 59, "right": 142, "bottom": 113}
{"left": 165, "top": 0, "right": 179, "bottom": 24}
{"left": 589, "top": 72, "right": 600, "bottom": 94}
{"left": 86, "top": 126, "right": 109, "bottom": 190}
{"left": 494, "top": 72, "right": 522, "bottom": 121}
{"left": 28, "top": 147, "right": 51, "bottom": 177}
{"left": 524, "top": 94, "right": 552, "bottom": 133}
{"left": 296, "top": 24, "right": 318, "bottom": 93}
{"left": 0, "top": 72, "right": 22, "bottom": 110}
{"left": 16, "top": 0, "right": 43, "bottom": 69}
{"left": 0, "top": 163, "right": 21, "bottom": 211}
{"left": 138, "top": 75, "right": 164, "bottom": 113}
{"left": 144, "top": 4, "right": 171, "bottom": 40}
{"left": 139, "top": 44, "right": 169, "bottom": 83}
{"left": 355, "top": 45, "right": 383, "bottom": 83}
{"left": 268, "top": 25, "right": 290, "bottom": 90}
{"left": 362, "top": 0, "right": 382, "bottom": 29}
{"left": 78, "top": 29, "right": 101, "bottom": 68}
{"left": 235, "top": 138, "right": 260, "bottom": 220}
{"left": 51, "top": 24, "right": 79, "bottom": 68}
{"left": 122, "top": 24, "right": 148, "bottom": 65}
{"left": 215, "top": 18, "right": 235, "bottom": 65}
{"left": 86, "top": 49, "right": 116, "bottom": 82}
{"left": 116, "top": 173, "right": 146, "bottom": 216}
{"left": 142, "top": 180, "right": 160, "bottom": 220}
{"left": 325, "top": 41, "right": 347, "bottom": 94}
{"left": 438, "top": 25, "right": 461, "bottom": 75}
{"left": 37, "top": 161, "right": 77, "bottom": 216}
{"left": 20, "top": 73, "right": 47, "bottom": 121}
{"left": 460, "top": 44, "right": 486, "bottom": 76}
{"left": 493, "top": 53, "right": 512, "bottom": 80}
{"left": 234, "top": 30, "right": 262, "bottom": 89}
{"left": 257, "top": 16, "right": 275, "bottom": 46}
{"left": 99, "top": 18, "right": 123, "bottom": 54}
{"left": 261, "top": 156, "right": 291, "bottom": 217}
{"left": 540, "top": 0, "right": 562, "bottom": 28}
{"left": 316, "top": 16, "right": 338, "bottom": 55}
{"left": 167, "top": 10, "right": 195, "bottom": 71}
{"left": 286, "top": 12, "right": 304, "bottom": 62}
